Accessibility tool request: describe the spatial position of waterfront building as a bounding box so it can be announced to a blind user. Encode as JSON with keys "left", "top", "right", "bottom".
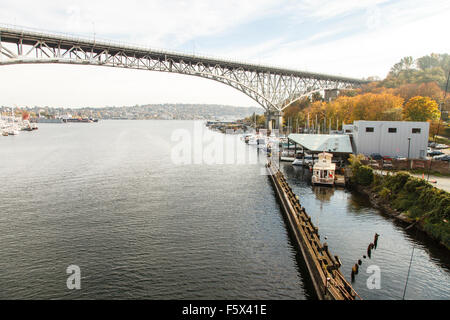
{"left": 344, "top": 120, "right": 429, "bottom": 159}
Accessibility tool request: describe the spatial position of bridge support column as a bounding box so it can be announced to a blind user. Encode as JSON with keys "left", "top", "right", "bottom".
{"left": 265, "top": 110, "right": 283, "bottom": 131}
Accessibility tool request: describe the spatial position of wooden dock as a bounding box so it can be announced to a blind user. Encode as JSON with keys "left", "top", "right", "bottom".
{"left": 266, "top": 162, "right": 359, "bottom": 300}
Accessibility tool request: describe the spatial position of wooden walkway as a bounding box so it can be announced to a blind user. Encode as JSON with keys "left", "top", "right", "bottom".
{"left": 266, "top": 162, "right": 360, "bottom": 300}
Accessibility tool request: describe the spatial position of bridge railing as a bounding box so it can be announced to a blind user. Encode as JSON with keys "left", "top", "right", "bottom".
{"left": 0, "top": 23, "right": 367, "bottom": 83}
{"left": 0, "top": 23, "right": 278, "bottom": 68}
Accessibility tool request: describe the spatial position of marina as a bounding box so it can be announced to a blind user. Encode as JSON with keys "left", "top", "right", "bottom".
{"left": 0, "top": 114, "right": 38, "bottom": 136}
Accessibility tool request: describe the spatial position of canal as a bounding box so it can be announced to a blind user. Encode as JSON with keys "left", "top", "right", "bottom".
{"left": 0, "top": 120, "right": 448, "bottom": 299}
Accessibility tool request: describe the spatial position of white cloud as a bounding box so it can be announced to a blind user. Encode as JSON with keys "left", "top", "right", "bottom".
{"left": 221, "top": 0, "right": 450, "bottom": 78}
{"left": 289, "top": 0, "right": 390, "bottom": 21}
{"left": 0, "top": 0, "right": 278, "bottom": 48}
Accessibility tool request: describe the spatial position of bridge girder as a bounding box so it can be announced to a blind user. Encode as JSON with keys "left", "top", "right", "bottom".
{"left": 0, "top": 26, "right": 366, "bottom": 113}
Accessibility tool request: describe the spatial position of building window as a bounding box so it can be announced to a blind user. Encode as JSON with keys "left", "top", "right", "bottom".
{"left": 388, "top": 128, "right": 397, "bottom": 133}
{"left": 412, "top": 128, "right": 421, "bottom": 134}
{"left": 366, "top": 127, "right": 374, "bottom": 132}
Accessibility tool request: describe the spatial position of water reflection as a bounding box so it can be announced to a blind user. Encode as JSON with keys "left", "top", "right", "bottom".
{"left": 312, "top": 186, "right": 335, "bottom": 202}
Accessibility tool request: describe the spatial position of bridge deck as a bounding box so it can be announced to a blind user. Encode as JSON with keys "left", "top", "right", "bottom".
{"left": 0, "top": 25, "right": 366, "bottom": 83}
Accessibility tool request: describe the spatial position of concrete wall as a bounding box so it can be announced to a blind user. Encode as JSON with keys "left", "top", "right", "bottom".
{"left": 353, "top": 121, "right": 429, "bottom": 159}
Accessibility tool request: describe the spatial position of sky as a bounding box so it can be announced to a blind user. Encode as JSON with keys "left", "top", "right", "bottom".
{"left": 0, "top": 0, "right": 449, "bottom": 108}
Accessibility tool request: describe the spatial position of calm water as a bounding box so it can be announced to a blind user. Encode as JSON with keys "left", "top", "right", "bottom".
{"left": 0, "top": 120, "right": 448, "bottom": 299}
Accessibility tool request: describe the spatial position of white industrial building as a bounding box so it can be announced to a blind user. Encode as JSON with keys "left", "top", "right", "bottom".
{"left": 344, "top": 121, "right": 429, "bottom": 159}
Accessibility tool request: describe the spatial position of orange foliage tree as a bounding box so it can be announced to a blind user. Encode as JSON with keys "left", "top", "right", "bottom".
{"left": 402, "top": 96, "right": 440, "bottom": 121}
{"left": 302, "top": 92, "right": 404, "bottom": 130}
{"left": 394, "top": 82, "right": 443, "bottom": 103}
{"left": 352, "top": 93, "right": 404, "bottom": 121}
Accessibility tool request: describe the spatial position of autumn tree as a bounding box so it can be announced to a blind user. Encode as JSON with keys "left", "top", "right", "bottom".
{"left": 402, "top": 96, "right": 440, "bottom": 121}
{"left": 352, "top": 93, "right": 404, "bottom": 121}
{"left": 394, "top": 82, "right": 443, "bottom": 103}
{"left": 311, "top": 91, "right": 323, "bottom": 102}
{"left": 282, "top": 97, "right": 311, "bottom": 132}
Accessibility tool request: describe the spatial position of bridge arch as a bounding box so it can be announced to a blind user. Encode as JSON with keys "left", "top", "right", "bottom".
{"left": 0, "top": 26, "right": 366, "bottom": 128}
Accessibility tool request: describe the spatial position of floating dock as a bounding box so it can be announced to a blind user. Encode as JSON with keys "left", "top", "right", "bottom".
{"left": 266, "top": 162, "right": 359, "bottom": 300}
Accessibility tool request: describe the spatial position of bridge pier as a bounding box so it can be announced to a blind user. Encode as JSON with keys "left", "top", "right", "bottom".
{"left": 265, "top": 110, "right": 283, "bottom": 131}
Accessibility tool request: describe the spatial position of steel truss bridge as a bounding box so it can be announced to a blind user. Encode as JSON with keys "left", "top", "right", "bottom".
{"left": 0, "top": 25, "right": 366, "bottom": 127}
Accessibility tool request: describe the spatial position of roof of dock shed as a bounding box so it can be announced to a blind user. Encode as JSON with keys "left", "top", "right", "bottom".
{"left": 287, "top": 134, "right": 353, "bottom": 153}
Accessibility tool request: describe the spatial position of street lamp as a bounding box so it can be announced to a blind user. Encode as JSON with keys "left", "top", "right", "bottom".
{"left": 407, "top": 138, "right": 411, "bottom": 169}
{"left": 407, "top": 138, "right": 411, "bottom": 158}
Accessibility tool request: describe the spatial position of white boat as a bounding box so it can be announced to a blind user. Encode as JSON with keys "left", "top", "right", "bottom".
{"left": 256, "top": 136, "right": 267, "bottom": 149}
{"left": 311, "top": 152, "right": 335, "bottom": 186}
{"left": 8, "top": 127, "right": 20, "bottom": 135}
{"left": 247, "top": 135, "right": 258, "bottom": 145}
{"left": 292, "top": 154, "right": 314, "bottom": 166}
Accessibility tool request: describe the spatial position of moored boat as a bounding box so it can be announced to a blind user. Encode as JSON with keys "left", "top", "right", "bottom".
{"left": 311, "top": 152, "right": 335, "bottom": 186}
{"left": 292, "top": 153, "right": 314, "bottom": 166}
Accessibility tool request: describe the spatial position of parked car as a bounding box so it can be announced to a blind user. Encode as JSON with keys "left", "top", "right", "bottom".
{"left": 435, "top": 144, "right": 449, "bottom": 149}
{"left": 433, "top": 154, "right": 450, "bottom": 161}
{"left": 369, "top": 160, "right": 380, "bottom": 168}
{"left": 382, "top": 155, "right": 393, "bottom": 161}
{"left": 370, "top": 153, "right": 382, "bottom": 160}
{"left": 383, "top": 160, "right": 393, "bottom": 169}
{"left": 428, "top": 150, "right": 444, "bottom": 157}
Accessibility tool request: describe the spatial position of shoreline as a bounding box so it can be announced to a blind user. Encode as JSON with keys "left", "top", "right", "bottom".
{"left": 349, "top": 182, "right": 449, "bottom": 251}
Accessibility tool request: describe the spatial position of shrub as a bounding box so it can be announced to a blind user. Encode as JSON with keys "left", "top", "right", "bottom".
{"left": 407, "top": 206, "right": 424, "bottom": 219}
{"left": 404, "top": 177, "right": 430, "bottom": 194}
{"left": 379, "top": 187, "right": 391, "bottom": 200}
{"left": 356, "top": 165, "right": 374, "bottom": 186}
{"left": 386, "top": 171, "right": 410, "bottom": 193}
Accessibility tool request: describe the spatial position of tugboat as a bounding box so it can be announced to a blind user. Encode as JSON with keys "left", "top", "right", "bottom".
{"left": 311, "top": 152, "right": 335, "bottom": 186}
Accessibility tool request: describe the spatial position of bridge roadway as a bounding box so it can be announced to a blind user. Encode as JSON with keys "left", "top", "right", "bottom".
{"left": 267, "top": 162, "right": 359, "bottom": 300}
{"left": 0, "top": 25, "right": 367, "bottom": 128}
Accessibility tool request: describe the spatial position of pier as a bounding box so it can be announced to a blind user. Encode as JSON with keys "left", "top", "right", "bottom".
{"left": 266, "top": 162, "right": 359, "bottom": 300}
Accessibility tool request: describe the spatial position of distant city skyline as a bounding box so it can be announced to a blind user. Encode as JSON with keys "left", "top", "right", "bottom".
{"left": 0, "top": 0, "right": 449, "bottom": 108}
{"left": 0, "top": 103, "right": 264, "bottom": 121}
